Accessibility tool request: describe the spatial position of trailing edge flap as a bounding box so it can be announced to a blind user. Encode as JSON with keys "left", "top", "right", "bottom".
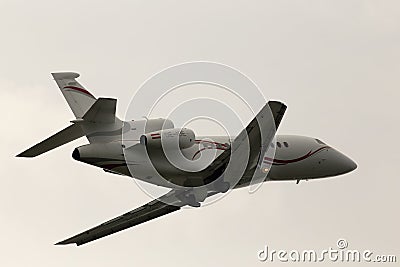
{"left": 16, "top": 124, "right": 84, "bottom": 158}
{"left": 82, "top": 98, "right": 117, "bottom": 123}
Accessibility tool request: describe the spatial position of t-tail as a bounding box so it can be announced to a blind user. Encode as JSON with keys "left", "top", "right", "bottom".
{"left": 16, "top": 72, "right": 122, "bottom": 158}
{"left": 52, "top": 72, "right": 97, "bottom": 118}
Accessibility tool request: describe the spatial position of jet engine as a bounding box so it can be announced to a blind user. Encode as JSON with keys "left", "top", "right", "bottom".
{"left": 72, "top": 142, "right": 124, "bottom": 164}
{"left": 140, "top": 128, "right": 195, "bottom": 150}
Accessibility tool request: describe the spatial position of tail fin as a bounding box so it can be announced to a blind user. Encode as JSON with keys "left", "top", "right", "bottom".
{"left": 16, "top": 73, "right": 122, "bottom": 157}
{"left": 52, "top": 72, "right": 97, "bottom": 118}
{"left": 17, "top": 97, "right": 120, "bottom": 157}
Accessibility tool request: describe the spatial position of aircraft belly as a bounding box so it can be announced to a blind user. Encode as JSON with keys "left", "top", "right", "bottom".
{"left": 123, "top": 137, "right": 230, "bottom": 188}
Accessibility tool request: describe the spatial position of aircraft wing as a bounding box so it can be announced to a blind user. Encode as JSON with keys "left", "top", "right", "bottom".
{"left": 145, "top": 101, "right": 287, "bottom": 186}
{"left": 199, "top": 101, "right": 287, "bottom": 182}
{"left": 55, "top": 190, "right": 186, "bottom": 246}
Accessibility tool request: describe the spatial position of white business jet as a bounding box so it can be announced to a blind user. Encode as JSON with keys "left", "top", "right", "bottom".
{"left": 17, "top": 72, "right": 357, "bottom": 246}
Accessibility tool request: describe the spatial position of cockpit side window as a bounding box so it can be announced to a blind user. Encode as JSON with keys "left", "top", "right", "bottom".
{"left": 315, "top": 138, "right": 326, "bottom": 145}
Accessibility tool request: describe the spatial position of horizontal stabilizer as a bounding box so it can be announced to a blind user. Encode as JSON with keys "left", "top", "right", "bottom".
{"left": 16, "top": 124, "right": 84, "bottom": 157}
{"left": 82, "top": 98, "right": 117, "bottom": 123}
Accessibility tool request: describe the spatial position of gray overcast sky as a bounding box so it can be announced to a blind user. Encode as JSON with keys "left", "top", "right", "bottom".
{"left": 1, "top": 0, "right": 399, "bottom": 266}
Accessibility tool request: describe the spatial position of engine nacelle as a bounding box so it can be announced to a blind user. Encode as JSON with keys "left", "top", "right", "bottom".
{"left": 140, "top": 128, "right": 195, "bottom": 150}
{"left": 143, "top": 118, "right": 174, "bottom": 133}
{"left": 72, "top": 142, "right": 124, "bottom": 164}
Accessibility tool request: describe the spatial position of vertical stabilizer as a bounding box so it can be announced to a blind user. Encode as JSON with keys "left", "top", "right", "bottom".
{"left": 52, "top": 72, "right": 97, "bottom": 118}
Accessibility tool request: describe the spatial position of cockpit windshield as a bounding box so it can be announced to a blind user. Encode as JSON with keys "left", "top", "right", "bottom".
{"left": 315, "top": 138, "right": 326, "bottom": 145}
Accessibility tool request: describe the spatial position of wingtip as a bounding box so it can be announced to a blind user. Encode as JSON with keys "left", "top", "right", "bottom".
{"left": 268, "top": 100, "right": 287, "bottom": 113}
{"left": 54, "top": 241, "right": 77, "bottom": 246}
{"left": 15, "top": 152, "right": 34, "bottom": 158}
{"left": 268, "top": 100, "right": 287, "bottom": 108}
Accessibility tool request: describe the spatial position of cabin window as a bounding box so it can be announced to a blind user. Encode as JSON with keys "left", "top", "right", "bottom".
{"left": 277, "top": 142, "right": 282, "bottom": 148}
{"left": 283, "top": 141, "right": 289, "bottom": 147}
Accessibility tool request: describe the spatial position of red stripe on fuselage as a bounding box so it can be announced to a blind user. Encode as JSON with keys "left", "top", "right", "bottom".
{"left": 264, "top": 146, "right": 330, "bottom": 165}
{"left": 191, "top": 147, "right": 227, "bottom": 160}
{"left": 195, "top": 139, "right": 228, "bottom": 148}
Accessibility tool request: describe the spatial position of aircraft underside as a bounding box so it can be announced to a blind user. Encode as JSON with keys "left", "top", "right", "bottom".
{"left": 17, "top": 72, "right": 356, "bottom": 246}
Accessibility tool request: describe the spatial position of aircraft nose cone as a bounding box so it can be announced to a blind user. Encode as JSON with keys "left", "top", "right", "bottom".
{"left": 346, "top": 158, "right": 357, "bottom": 173}
{"left": 331, "top": 149, "right": 357, "bottom": 175}
{"left": 340, "top": 157, "right": 357, "bottom": 174}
